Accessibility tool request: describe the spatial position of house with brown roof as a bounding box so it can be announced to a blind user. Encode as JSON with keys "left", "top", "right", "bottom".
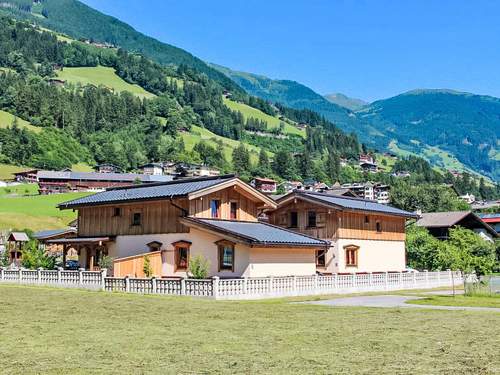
{"left": 54, "top": 175, "right": 327, "bottom": 277}
{"left": 416, "top": 211, "right": 498, "bottom": 242}
{"left": 268, "top": 190, "right": 417, "bottom": 274}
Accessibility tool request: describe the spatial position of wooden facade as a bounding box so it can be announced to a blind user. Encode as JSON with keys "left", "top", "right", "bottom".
{"left": 268, "top": 199, "right": 406, "bottom": 241}
{"left": 77, "top": 186, "right": 260, "bottom": 237}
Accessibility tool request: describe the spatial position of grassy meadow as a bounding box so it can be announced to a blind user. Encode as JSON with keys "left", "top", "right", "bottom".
{"left": 0, "top": 191, "right": 89, "bottom": 231}
{"left": 181, "top": 125, "right": 267, "bottom": 163}
{"left": 223, "top": 97, "right": 305, "bottom": 137}
{"left": 0, "top": 163, "right": 26, "bottom": 180}
{"left": 408, "top": 294, "right": 500, "bottom": 308}
{"left": 0, "top": 285, "right": 499, "bottom": 374}
{"left": 57, "top": 66, "right": 156, "bottom": 99}
{"left": 0, "top": 110, "right": 40, "bottom": 133}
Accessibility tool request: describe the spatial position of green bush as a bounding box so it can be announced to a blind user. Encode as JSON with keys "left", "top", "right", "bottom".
{"left": 98, "top": 255, "right": 113, "bottom": 270}
{"left": 20, "top": 240, "right": 56, "bottom": 269}
{"left": 188, "top": 255, "right": 210, "bottom": 279}
{"left": 143, "top": 255, "right": 152, "bottom": 277}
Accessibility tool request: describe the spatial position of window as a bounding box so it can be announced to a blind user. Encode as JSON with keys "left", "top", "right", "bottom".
{"left": 172, "top": 241, "right": 191, "bottom": 270}
{"left": 230, "top": 201, "right": 238, "bottom": 220}
{"left": 376, "top": 221, "right": 382, "bottom": 233}
{"left": 175, "top": 246, "right": 189, "bottom": 270}
{"left": 364, "top": 215, "right": 369, "bottom": 224}
{"left": 217, "top": 241, "right": 235, "bottom": 271}
{"left": 289, "top": 211, "right": 298, "bottom": 228}
{"left": 307, "top": 211, "right": 317, "bottom": 228}
{"left": 113, "top": 207, "right": 121, "bottom": 217}
{"left": 316, "top": 250, "right": 326, "bottom": 267}
{"left": 345, "top": 245, "right": 359, "bottom": 267}
{"left": 210, "top": 200, "right": 221, "bottom": 218}
{"left": 132, "top": 212, "right": 142, "bottom": 226}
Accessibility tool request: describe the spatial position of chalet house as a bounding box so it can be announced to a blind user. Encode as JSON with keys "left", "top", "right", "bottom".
{"left": 480, "top": 214, "right": 500, "bottom": 234}
{"left": 278, "top": 181, "right": 304, "bottom": 194}
{"left": 416, "top": 211, "right": 498, "bottom": 242}
{"left": 139, "top": 163, "right": 164, "bottom": 176}
{"left": 6, "top": 232, "right": 30, "bottom": 266}
{"left": 250, "top": 177, "right": 277, "bottom": 194}
{"left": 54, "top": 175, "right": 327, "bottom": 277}
{"left": 173, "top": 163, "right": 220, "bottom": 178}
{"left": 268, "top": 191, "right": 417, "bottom": 274}
{"left": 13, "top": 169, "right": 39, "bottom": 183}
{"left": 95, "top": 164, "right": 123, "bottom": 174}
{"left": 37, "top": 171, "right": 171, "bottom": 194}
{"left": 359, "top": 161, "right": 378, "bottom": 173}
{"left": 359, "top": 154, "right": 375, "bottom": 164}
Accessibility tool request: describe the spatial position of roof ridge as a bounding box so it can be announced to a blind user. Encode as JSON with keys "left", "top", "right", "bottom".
{"left": 296, "top": 189, "right": 375, "bottom": 203}
{"left": 105, "top": 174, "right": 235, "bottom": 192}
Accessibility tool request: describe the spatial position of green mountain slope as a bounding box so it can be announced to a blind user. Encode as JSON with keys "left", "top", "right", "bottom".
{"left": 324, "top": 93, "right": 367, "bottom": 111}
{"left": 358, "top": 89, "right": 500, "bottom": 180}
{"left": 0, "top": 0, "right": 241, "bottom": 92}
{"left": 210, "top": 63, "right": 360, "bottom": 128}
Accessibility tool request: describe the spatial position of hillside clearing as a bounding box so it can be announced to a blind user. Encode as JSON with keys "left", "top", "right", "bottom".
{"left": 0, "top": 192, "right": 89, "bottom": 231}
{"left": 223, "top": 97, "right": 305, "bottom": 137}
{"left": 56, "top": 66, "right": 156, "bottom": 99}
{"left": 0, "top": 110, "right": 41, "bottom": 133}
{"left": 181, "top": 125, "right": 267, "bottom": 163}
{"left": 0, "top": 285, "right": 499, "bottom": 374}
{"left": 0, "top": 164, "right": 27, "bottom": 180}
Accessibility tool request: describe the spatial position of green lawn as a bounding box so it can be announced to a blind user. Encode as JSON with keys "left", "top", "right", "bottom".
{"left": 0, "top": 110, "right": 41, "bottom": 133}
{"left": 181, "top": 125, "right": 267, "bottom": 163}
{"left": 0, "top": 285, "right": 499, "bottom": 374}
{"left": 0, "top": 192, "right": 90, "bottom": 231}
{"left": 0, "top": 183, "right": 38, "bottom": 196}
{"left": 223, "top": 97, "right": 305, "bottom": 137}
{"left": 408, "top": 294, "right": 500, "bottom": 308}
{"left": 56, "top": 66, "right": 156, "bottom": 99}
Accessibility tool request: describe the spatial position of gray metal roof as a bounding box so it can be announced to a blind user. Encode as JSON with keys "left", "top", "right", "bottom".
{"left": 34, "top": 228, "right": 76, "bottom": 239}
{"left": 186, "top": 218, "right": 328, "bottom": 247}
{"left": 37, "top": 170, "right": 171, "bottom": 183}
{"left": 416, "top": 211, "right": 471, "bottom": 227}
{"left": 283, "top": 191, "right": 417, "bottom": 218}
{"left": 58, "top": 175, "right": 236, "bottom": 209}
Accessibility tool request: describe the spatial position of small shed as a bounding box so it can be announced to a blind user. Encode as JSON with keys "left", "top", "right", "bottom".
{"left": 7, "top": 232, "right": 30, "bottom": 264}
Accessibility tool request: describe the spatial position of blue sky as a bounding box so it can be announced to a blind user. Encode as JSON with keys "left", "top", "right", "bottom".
{"left": 82, "top": 0, "right": 500, "bottom": 102}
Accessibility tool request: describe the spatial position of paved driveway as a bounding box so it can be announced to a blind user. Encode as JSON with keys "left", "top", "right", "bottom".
{"left": 305, "top": 295, "right": 500, "bottom": 312}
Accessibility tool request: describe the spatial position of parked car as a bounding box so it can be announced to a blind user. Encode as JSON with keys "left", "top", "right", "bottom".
{"left": 65, "top": 260, "right": 80, "bottom": 270}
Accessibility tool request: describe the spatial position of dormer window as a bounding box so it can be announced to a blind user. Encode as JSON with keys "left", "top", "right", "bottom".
{"left": 307, "top": 211, "right": 317, "bottom": 228}
{"left": 289, "top": 211, "right": 298, "bottom": 228}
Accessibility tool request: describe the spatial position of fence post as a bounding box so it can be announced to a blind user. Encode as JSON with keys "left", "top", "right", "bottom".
{"left": 314, "top": 274, "right": 319, "bottom": 293}
{"left": 37, "top": 267, "right": 42, "bottom": 284}
{"left": 181, "top": 278, "right": 186, "bottom": 296}
{"left": 412, "top": 271, "right": 417, "bottom": 288}
{"left": 334, "top": 273, "right": 338, "bottom": 291}
{"left": 398, "top": 271, "right": 403, "bottom": 289}
{"left": 243, "top": 277, "right": 247, "bottom": 294}
{"left": 0, "top": 267, "right": 3, "bottom": 281}
{"left": 352, "top": 273, "right": 357, "bottom": 290}
{"left": 57, "top": 267, "right": 63, "bottom": 284}
{"left": 151, "top": 276, "right": 157, "bottom": 294}
{"left": 425, "top": 270, "right": 429, "bottom": 288}
{"left": 125, "top": 276, "right": 130, "bottom": 292}
{"left": 101, "top": 268, "right": 107, "bottom": 291}
{"left": 293, "top": 275, "right": 297, "bottom": 295}
{"left": 19, "top": 268, "right": 23, "bottom": 283}
{"left": 368, "top": 272, "right": 373, "bottom": 289}
{"left": 213, "top": 276, "right": 219, "bottom": 299}
{"left": 78, "top": 268, "right": 84, "bottom": 286}
{"left": 384, "top": 272, "right": 389, "bottom": 291}
{"left": 269, "top": 276, "right": 274, "bottom": 294}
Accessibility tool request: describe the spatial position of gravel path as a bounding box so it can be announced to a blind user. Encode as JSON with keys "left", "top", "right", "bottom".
{"left": 305, "top": 295, "right": 500, "bottom": 312}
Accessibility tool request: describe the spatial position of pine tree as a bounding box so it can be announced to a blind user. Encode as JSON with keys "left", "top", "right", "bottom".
{"left": 232, "top": 143, "right": 250, "bottom": 174}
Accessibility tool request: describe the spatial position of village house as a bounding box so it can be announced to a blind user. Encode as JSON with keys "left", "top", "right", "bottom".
{"left": 416, "top": 211, "right": 498, "bottom": 242}
{"left": 53, "top": 175, "right": 328, "bottom": 278}
{"left": 480, "top": 213, "right": 500, "bottom": 234}
{"left": 278, "top": 181, "right": 304, "bottom": 194}
{"left": 250, "top": 177, "right": 277, "bottom": 194}
{"left": 268, "top": 190, "right": 417, "bottom": 274}
{"left": 94, "top": 163, "right": 123, "bottom": 174}
{"left": 139, "top": 162, "right": 164, "bottom": 176}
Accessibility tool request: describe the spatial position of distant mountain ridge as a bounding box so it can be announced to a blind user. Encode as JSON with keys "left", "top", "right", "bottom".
{"left": 213, "top": 64, "right": 499, "bottom": 180}
{"left": 324, "top": 93, "right": 367, "bottom": 111}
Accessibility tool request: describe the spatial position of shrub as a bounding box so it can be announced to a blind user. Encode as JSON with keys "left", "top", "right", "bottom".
{"left": 143, "top": 255, "right": 152, "bottom": 277}
{"left": 188, "top": 255, "right": 210, "bottom": 279}
{"left": 20, "top": 240, "right": 56, "bottom": 269}
{"left": 98, "top": 255, "right": 113, "bottom": 270}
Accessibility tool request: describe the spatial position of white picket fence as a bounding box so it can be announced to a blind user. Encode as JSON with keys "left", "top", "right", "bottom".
{"left": 0, "top": 267, "right": 462, "bottom": 300}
